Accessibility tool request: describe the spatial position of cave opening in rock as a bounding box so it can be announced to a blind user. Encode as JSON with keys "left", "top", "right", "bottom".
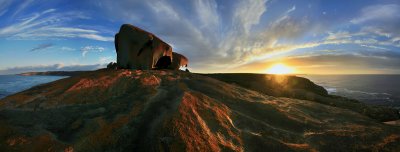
{"left": 155, "top": 56, "right": 171, "bottom": 69}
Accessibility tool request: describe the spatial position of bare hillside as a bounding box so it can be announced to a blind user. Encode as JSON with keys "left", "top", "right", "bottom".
{"left": 0, "top": 69, "right": 399, "bottom": 151}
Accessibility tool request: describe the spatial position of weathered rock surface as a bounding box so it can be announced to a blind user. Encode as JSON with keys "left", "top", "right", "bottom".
{"left": 171, "top": 52, "right": 189, "bottom": 70}
{"left": 1, "top": 70, "right": 399, "bottom": 151}
{"left": 203, "top": 73, "right": 400, "bottom": 121}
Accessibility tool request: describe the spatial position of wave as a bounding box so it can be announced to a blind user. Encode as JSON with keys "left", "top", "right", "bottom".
{"left": 322, "top": 86, "right": 399, "bottom": 107}
{"left": 325, "top": 87, "right": 337, "bottom": 93}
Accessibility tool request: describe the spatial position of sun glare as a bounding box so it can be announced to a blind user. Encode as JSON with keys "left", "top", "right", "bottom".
{"left": 265, "top": 63, "right": 295, "bottom": 74}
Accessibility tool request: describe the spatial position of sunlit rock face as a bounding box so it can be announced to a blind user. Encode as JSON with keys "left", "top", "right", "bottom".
{"left": 115, "top": 24, "right": 173, "bottom": 70}
{"left": 171, "top": 52, "right": 189, "bottom": 70}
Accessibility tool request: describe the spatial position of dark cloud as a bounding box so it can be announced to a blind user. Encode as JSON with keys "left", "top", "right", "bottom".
{"left": 30, "top": 43, "right": 54, "bottom": 51}
{"left": 0, "top": 64, "right": 105, "bottom": 75}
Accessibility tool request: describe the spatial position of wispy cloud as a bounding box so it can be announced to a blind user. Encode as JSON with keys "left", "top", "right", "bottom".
{"left": 0, "top": 4, "right": 112, "bottom": 41}
{"left": 60, "top": 46, "right": 76, "bottom": 51}
{"left": 194, "top": 0, "right": 219, "bottom": 29}
{"left": 30, "top": 43, "right": 54, "bottom": 51}
{"left": 11, "top": 0, "right": 35, "bottom": 17}
{"left": 1, "top": 0, "right": 400, "bottom": 74}
{"left": 99, "top": 56, "right": 115, "bottom": 64}
{"left": 0, "top": 8, "right": 56, "bottom": 36}
{"left": 0, "top": 0, "right": 12, "bottom": 17}
{"left": 350, "top": 4, "right": 400, "bottom": 48}
{"left": 80, "top": 46, "right": 105, "bottom": 57}
{"left": 351, "top": 4, "right": 400, "bottom": 24}
{"left": 233, "top": 0, "right": 268, "bottom": 34}
{"left": 79, "top": 34, "right": 113, "bottom": 41}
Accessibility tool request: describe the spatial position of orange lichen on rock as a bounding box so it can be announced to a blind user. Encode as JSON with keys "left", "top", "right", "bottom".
{"left": 283, "top": 142, "right": 317, "bottom": 152}
{"left": 375, "top": 134, "right": 400, "bottom": 150}
{"left": 67, "top": 70, "right": 135, "bottom": 92}
{"left": 171, "top": 92, "right": 243, "bottom": 152}
{"left": 66, "top": 76, "right": 118, "bottom": 92}
{"left": 141, "top": 75, "right": 161, "bottom": 86}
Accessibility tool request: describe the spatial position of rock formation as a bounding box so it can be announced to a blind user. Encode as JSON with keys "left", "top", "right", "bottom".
{"left": 106, "top": 62, "right": 118, "bottom": 69}
{"left": 114, "top": 24, "right": 189, "bottom": 70}
{"left": 170, "top": 52, "right": 188, "bottom": 70}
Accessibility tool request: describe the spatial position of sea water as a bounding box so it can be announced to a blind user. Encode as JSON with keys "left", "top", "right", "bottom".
{"left": 0, "top": 75, "right": 67, "bottom": 99}
{"left": 302, "top": 75, "right": 400, "bottom": 109}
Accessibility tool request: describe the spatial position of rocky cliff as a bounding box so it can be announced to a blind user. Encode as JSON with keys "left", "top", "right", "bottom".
{"left": 1, "top": 69, "right": 399, "bottom": 151}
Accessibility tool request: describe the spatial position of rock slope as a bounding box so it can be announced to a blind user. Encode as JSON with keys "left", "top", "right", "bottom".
{"left": 0, "top": 69, "right": 399, "bottom": 151}
{"left": 203, "top": 73, "right": 400, "bottom": 122}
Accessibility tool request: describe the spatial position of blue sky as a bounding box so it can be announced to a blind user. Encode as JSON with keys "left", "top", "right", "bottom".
{"left": 0, "top": 0, "right": 400, "bottom": 74}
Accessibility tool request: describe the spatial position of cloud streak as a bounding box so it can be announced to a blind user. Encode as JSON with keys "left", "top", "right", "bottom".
{"left": 351, "top": 4, "right": 400, "bottom": 24}
{"left": 0, "top": 4, "right": 113, "bottom": 41}
{"left": 0, "top": 0, "right": 12, "bottom": 17}
{"left": 80, "top": 46, "right": 105, "bottom": 57}
{"left": 30, "top": 43, "right": 54, "bottom": 51}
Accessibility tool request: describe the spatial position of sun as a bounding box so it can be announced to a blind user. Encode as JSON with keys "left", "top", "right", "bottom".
{"left": 265, "top": 63, "right": 295, "bottom": 74}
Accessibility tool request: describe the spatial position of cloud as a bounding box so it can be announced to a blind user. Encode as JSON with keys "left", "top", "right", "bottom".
{"left": 92, "top": 0, "right": 318, "bottom": 72}
{"left": 350, "top": 4, "right": 400, "bottom": 48}
{"left": 2, "top": 0, "right": 399, "bottom": 74}
{"left": 30, "top": 43, "right": 54, "bottom": 51}
{"left": 99, "top": 56, "right": 115, "bottom": 64}
{"left": 0, "top": 0, "right": 12, "bottom": 17}
{"left": 287, "top": 53, "right": 400, "bottom": 74}
{"left": 11, "top": 0, "right": 35, "bottom": 17}
{"left": 0, "top": 63, "right": 105, "bottom": 75}
{"left": 92, "top": 1, "right": 400, "bottom": 73}
{"left": 79, "top": 34, "right": 114, "bottom": 41}
{"left": 60, "top": 46, "right": 76, "bottom": 51}
{"left": 194, "top": 0, "right": 219, "bottom": 29}
{"left": 0, "top": 9, "right": 56, "bottom": 36}
{"left": 233, "top": 0, "right": 268, "bottom": 34}
{"left": 0, "top": 5, "right": 113, "bottom": 41}
{"left": 229, "top": 5, "right": 310, "bottom": 65}
{"left": 360, "top": 44, "right": 389, "bottom": 50}
{"left": 351, "top": 4, "right": 400, "bottom": 24}
{"left": 80, "top": 46, "right": 105, "bottom": 57}
{"left": 234, "top": 51, "right": 400, "bottom": 74}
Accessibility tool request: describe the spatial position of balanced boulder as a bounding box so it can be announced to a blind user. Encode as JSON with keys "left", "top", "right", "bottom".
{"left": 115, "top": 24, "right": 173, "bottom": 70}
{"left": 171, "top": 52, "right": 189, "bottom": 70}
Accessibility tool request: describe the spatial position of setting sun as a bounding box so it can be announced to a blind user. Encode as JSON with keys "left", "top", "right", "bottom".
{"left": 265, "top": 63, "right": 295, "bottom": 74}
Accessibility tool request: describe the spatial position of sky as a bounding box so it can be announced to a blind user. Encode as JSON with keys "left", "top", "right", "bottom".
{"left": 0, "top": 0, "right": 400, "bottom": 74}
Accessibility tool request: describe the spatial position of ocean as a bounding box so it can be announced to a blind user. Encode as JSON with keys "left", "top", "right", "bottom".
{"left": 302, "top": 75, "right": 400, "bottom": 109}
{"left": 0, "top": 75, "right": 67, "bottom": 99}
{"left": 0, "top": 74, "right": 399, "bottom": 109}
